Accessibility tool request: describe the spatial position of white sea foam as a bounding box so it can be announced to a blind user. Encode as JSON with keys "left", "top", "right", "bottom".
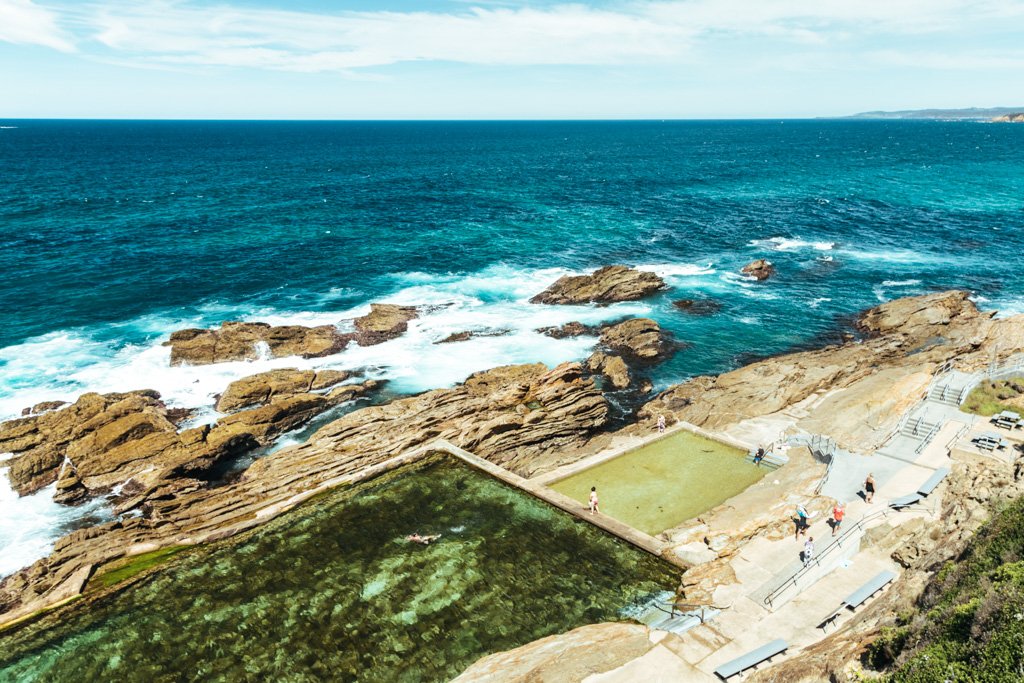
{"left": 634, "top": 263, "right": 716, "bottom": 278}
{"left": 0, "top": 263, "right": 660, "bottom": 420}
{"left": 748, "top": 237, "right": 835, "bottom": 252}
{"left": 872, "top": 278, "right": 926, "bottom": 303}
{"left": 0, "top": 470, "right": 112, "bottom": 578}
{"left": 880, "top": 279, "right": 922, "bottom": 287}
{"left": 808, "top": 297, "right": 833, "bottom": 308}
{"left": 839, "top": 248, "right": 954, "bottom": 265}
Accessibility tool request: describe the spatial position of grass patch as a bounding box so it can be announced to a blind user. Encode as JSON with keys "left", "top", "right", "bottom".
{"left": 961, "top": 377, "right": 1024, "bottom": 417}
{"left": 91, "top": 546, "right": 188, "bottom": 590}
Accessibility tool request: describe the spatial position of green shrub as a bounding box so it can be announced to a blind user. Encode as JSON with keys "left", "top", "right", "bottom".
{"left": 880, "top": 498, "right": 1024, "bottom": 681}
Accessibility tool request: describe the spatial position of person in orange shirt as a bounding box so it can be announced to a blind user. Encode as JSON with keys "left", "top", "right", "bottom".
{"left": 831, "top": 503, "right": 845, "bottom": 537}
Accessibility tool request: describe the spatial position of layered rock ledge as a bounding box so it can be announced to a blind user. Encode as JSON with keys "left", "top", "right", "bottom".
{"left": 0, "top": 362, "right": 608, "bottom": 618}
{"left": 165, "top": 304, "right": 419, "bottom": 365}
{"left": 0, "top": 376, "right": 379, "bottom": 504}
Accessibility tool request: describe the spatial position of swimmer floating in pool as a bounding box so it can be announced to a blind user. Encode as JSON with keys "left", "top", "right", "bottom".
{"left": 406, "top": 533, "right": 441, "bottom": 545}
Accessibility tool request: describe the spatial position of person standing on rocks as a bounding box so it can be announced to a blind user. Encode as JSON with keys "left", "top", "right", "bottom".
{"left": 657, "top": 415, "right": 666, "bottom": 434}
{"left": 589, "top": 486, "right": 600, "bottom": 514}
{"left": 864, "top": 473, "right": 876, "bottom": 503}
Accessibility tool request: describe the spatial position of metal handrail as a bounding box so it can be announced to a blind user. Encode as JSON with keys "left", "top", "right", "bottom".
{"left": 762, "top": 507, "right": 893, "bottom": 608}
{"left": 945, "top": 423, "right": 969, "bottom": 451}
{"left": 914, "top": 421, "right": 943, "bottom": 454}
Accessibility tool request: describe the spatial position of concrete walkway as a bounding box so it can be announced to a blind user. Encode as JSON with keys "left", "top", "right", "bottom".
{"left": 585, "top": 370, "right": 983, "bottom": 680}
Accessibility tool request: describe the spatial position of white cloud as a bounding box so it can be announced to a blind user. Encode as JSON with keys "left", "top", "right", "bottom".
{"left": 10, "top": 0, "right": 1024, "bottom": 73}
{"left": 0, "top": 0, "right": 75, "bottom": 51}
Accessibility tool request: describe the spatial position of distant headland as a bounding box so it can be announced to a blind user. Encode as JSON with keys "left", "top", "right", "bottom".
{"left": 840, "top": 106, "right": 1024, "bottom": 122}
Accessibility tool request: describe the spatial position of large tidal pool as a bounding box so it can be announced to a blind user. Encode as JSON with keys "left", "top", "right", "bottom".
{"left": 0, "top": 455, "right": 677, "bottom": 682}
{"left": 550, "top": 430, "right": 765, "bottom": 535}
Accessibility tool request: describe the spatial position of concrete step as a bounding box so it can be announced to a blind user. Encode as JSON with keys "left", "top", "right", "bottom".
{"left": 672, "top": 622, "right": 733, "bottom": 664}
{"left": 630, "top": 592, "right": 721, "bottom": 636}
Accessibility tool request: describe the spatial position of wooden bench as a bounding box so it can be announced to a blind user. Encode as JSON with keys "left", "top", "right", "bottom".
{"left": 842, "top": 570, "right": 896, "bottom": 611}
{"left": 917, "top": 467, "right": 950, "bottom": 497}
{"left": 889, "top": 493, "right": 922, "bottom": 509}
{"left": 713, "top": 639, "right": 789, "bottom": 680}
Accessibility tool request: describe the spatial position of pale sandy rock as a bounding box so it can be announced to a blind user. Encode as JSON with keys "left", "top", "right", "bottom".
{"left": 165, "top": 322, "right": 346, "bottom": 365}
{"left": 352, "top": 304, "right": 418, "bottom": 344}
{"left": 638, "top": 291, "right": 1006, "bottom": 433}
{"left": 452, "top": 623, "right": 654, "bottom": 683}
{"left": 857, "top": 289, "right": 982, "bottom": 337}
{"left": 586, "top": 352, "right": 632, "bottom": 390}
{"left": 598, "top": 318, "right": 672, "bottom": 362}
{"left": 798, "top": 368, "right": 932, "bottom": 452}
{"left": 216, "top": 368, "right": 352, "bottom": 412}
{"left": 531, "top": 265, "right": 666, "bottom": 305}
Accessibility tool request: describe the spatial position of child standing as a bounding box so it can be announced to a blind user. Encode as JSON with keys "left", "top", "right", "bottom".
{"left": 589, "top": 486, "right": 600, "bottom": 514}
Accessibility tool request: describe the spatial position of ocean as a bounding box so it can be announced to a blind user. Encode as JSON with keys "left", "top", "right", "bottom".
{"left": 1, "top": 119, "right": 1023, "bottom": 573}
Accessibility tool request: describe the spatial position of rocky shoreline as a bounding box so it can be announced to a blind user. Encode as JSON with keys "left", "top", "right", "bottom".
{"left": 3, "top": 268, "right": 1023, "bottom": 680}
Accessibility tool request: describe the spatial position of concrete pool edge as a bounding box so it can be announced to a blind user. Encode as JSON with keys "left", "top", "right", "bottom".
{"left": 0, "top": 439, "right": 686, "bottom": 631}
{"left": 532, "top": 421, "right": 757, "bottom": 487}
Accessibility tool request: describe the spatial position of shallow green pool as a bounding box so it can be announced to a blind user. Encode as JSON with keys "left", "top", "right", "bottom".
{"left": 0, "top": 456, "right": 677, "bottom": 683}
{"left": 550, "top": 430, "right": 765, "bottom": 535}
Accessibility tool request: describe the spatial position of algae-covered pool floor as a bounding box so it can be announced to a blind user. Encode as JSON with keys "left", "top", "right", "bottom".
{"left": 550, "top": 430, "right": 765, "bottom": 535}
{"left": 0, "top": 456, "right": 677, "bottom": 683}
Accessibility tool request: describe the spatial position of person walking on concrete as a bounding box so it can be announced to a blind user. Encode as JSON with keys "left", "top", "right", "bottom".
{"left": 589, "top": 486, "right": 600, "bottom": 514}
{"left": 795, "top": 504, "right": 811, "bottom": 540}
{"left": 864, "top": 473, "right": 876, "bottom": 503}
{"left": 803, "top": 537, "right": 815, "bottom": 566}
{"left": 832, "top": 503, "right": 845, "bottom": 537}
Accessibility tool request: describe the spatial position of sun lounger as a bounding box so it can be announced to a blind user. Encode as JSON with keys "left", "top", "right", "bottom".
{"left": 842, "top": 570, "right": 896, "bottom": 611}
{"left": 917, "top": 467, "right": 950, "bottom": 497}
{"left": 713, "top": 639, "right": 789, "bottom": 680}
{"left": 889, "top": 493, "right": 922, "bottom": 509}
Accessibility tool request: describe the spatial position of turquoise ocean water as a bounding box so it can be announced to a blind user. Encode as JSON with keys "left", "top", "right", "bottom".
{"left": 1, "top": 119, "right": 1023, "bottom": 573}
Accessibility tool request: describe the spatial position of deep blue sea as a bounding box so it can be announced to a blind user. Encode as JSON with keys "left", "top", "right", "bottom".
{"left": 1, "top": 119, "right": 1023, "bottom": 572}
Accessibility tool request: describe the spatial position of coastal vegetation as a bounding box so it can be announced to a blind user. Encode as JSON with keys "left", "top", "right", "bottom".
{"left": 866, "top": 497, "right": 1024, "bottom": 681}
{"left": 961, "top": 377, "right": 1024, "bottom": 417}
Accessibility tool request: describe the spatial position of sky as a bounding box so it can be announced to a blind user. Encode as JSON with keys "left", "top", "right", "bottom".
{"left": 1, "top": 0, "right": 1023, "bottom": 119}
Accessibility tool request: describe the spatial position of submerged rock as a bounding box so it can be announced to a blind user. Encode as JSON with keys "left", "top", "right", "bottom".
{"left": 435, "top": 329, "right": 512, "bottom": 344}
{"left": 536, "top": 321, "right": 599, "bottom": 339}
{"left": 741, "top": 259, "right": 775, "bottom": 281}
{"left": 530, "top": 265, "right": 666, "bottom": 305}
{"left": 673, "top": 298, "right": 722, "bottom": 315}
{"left": 20, "top": 401, "right": 67, "bottom": 417}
